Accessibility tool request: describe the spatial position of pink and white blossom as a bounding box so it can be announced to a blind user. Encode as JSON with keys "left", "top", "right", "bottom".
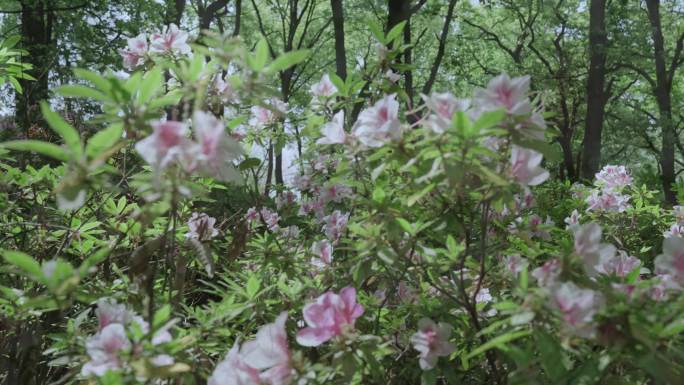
{"left": 573, "top": 222, "right": 616, "bottom": 276}
{"left": 421, "top": 92, "right": 471, "bottom": 134}
{"left": 472, "top": 74, "right": 532, "bottom": 116}
{"left": 149, "top": 24, "right": 191, "bottom": 55}
{"left": 564, "top": 209, "right": 581, "bottom": 230}
{"left": 585, "top": 189, "right": 630, "bottom": 213}
{"left": 664, "top": 223, "right": 684, "bottom": 238}
{"left": 385, "top": 69, "right": 401, "bottom": 83}
{"left": 311, "top": 240, "right": 333, "bottom": 267}
{"left": 310, "top": 74, "right": 337, "bottom": 108}
{"left": 510, "top": 145, "right": 549, "bottom": 186}
{"left": 595, "top": 250, "right": 642, "bottom": 278}
{"left": 316, "top": 110, "right": 346, "bottom": 145}
{"left": 531, "top": 258, "right": 561, "bottom": 288}
{"left": 655, "top": 237, "right": 684, "bottom": 284}
{"left": 185, "top": 212, "right": 219, "bottom": 241}
{"left": 209, "top": 312, "right": 292, "bottom": 385}
{"left": 120, "top": 33, "right": 148, "bottom": 69}
{"left": 321, "top": 210, "right": 349, "bottom": 243}
{"left": 81, "top": 323, "right": 131, "bottom": 377}
{"left": 410, "top": 318, "right": 456, "bottom": 370}
{"left": 134, "top": 120, "right": 196, "bottom": 171}
{"left": 296, "top": 287, "right": 364, "bottom": 347}
{"left": 504, "top": 255, "right": 528, "bottom": 276}
{"left": 352, "top": 94, "right": 402, "bottom": 148}
{"left": 191, "top": 111, "right": 243, "bottom": 182}
{"left": 594, "top": 165, "right": 632, "bottom": 191}
{"left": 95, "top": 298, "right": 130, "bottom": 331}
{"left": 551, "top": 282, "right": 603, "bottom": 338}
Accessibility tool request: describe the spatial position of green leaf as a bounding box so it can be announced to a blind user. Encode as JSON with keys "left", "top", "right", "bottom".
{"left": 661, "top": 318, "right": 684, "bottom": 337}
{"left": 138, "top": 67, "right": 163, "bottom": 104}
{"left": 473, "top": 110, "right": 506, "bottom": 132}
{"left": 2, "top": 250, "right": 43, "bottom": 279}
{"left": 153, "top": 304, "right": 172, "bottom": 328}
{"left": 372, "top": 186, "right": 386, "bottom": 203}
{"left": 536, "top": 332, "right": 568, "bottom": 382}
{"left": 239, "top": 157, "right": 261, "bottom": 171}
{"left": 465, "top": 330, "right": 531, "bottom": 359}
{"left": 0, "top": 140, "right": 69, "bottom": 161}
{"left": 246, "top": 274, "right": 261, "bottom": 299}
{"left": 386, "top": 21, "right": 406, "bottom": 43}
{"left": 8, "top": 76, "right": 21, "bottom": 93}
{"left": 420, "top": 369, "right": 437, "bottom": 385}
{"left": 86, "top": 124, "right": 123, "bottom": 159}
{"left": 395, "top": 218, "right": 413, "bottom": 235}
{"left": 266, "top": 49, "right": 310, "bottom": 74}
{"left": 406, "top": 183, "right": 436, "bottom": 207}
{"left": 251, "top": 39, "right": 270, "bottom": 71}
{"left": 57, "top": 85, "right": 109, "bottom": 101}
{"left": 368, "top": 19, "right": 385, "bottom": 44}
{"left": 41, "top": 102, "right": 81, "bottom": 156}
{"left": 73, "top": 68, "right": 110, "bottom": 91}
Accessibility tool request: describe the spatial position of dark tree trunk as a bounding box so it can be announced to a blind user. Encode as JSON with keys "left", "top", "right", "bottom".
{"left": 580, "top": 0, "right": 608, "bottom": 180}
{"left": 233, "top": 0, "right": 242, "bottom": 36}
{"left": 331, "top": 0, "right": 347, "bottom": 79}
{"left": 198, "top": 0, "right": 230, "bottom": 31}
{"left": 16, "top": 0, "right": 52, "bottom": 139}
{"left": 165, "top": 0, "right": 186, "bottom": 25}
{"left": 646, "top": 0, "right": 677, "bottom": 204}
{"left": 421, "top": 0, "right": 457, "bottom": 96}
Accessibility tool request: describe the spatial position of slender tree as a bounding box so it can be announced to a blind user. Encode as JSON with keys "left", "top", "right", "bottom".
{"left": 580, "top": 0, "right": 608, "bottom": 180}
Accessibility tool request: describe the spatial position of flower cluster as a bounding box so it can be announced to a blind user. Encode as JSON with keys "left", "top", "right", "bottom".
{"left": 120, "top": 24, "right": 191, "bottom": 70}
{"left": 585, "top": 165, "right": 632, "bottom": 212}
{"left": 134, "top": 111, "right": 242, "bottom": 182}
{"left": 296, "top": 286, "right": 364, "bottom": 346}
{"left": 82, "top": 299, "right": 175, "bottom": 377}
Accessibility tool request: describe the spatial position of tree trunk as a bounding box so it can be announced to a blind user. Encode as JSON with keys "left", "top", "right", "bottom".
{"left": 421, "top": 0, "right": 457, "bottom": 96}
{"left": 16, "top": 0, "right": 52, "bottom": 139}
{"left": 165, "top": 0, "right": 186, "bottom": 25}
{"left": 198, "top": 0, "right": 230, "bottom": 32}
{"left": 580, "top": 0, "right": 608, "bottom": 180}
{"left": 233, "top": 0, "right": 242, "bottom": 36}
{"left": 331, "top": 0, "right": 347, "bottom": 79}
{"left": 646, "top": 0, "right": 677, "bottom": 204}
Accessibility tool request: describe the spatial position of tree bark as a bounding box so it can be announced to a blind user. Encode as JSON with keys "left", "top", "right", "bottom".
{"left": 233, "top": 0, "right": 242, "bottom": 36}
{"left": 421, "top": 0, "right": 457, "bottom": 96}
{"left": 198, "top": 0, "right": 230, "bottom": 31}
{"left": 580, "top": 0, "right": 608, "bottom": 180}
{"left": 165, "top": 0, "right": 186, "bottom": 25}
{"left": 646, "top": 0, "right": 677, "bottom": 203}
{"left": 330, "top": 0, "right": 347, "bottom": 79}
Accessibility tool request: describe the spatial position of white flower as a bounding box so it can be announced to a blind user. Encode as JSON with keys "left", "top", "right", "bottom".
{"left": 421, "top": 92, "right": 470, "bottom": 134}
{"left": 510, "top": 145, "right": 549, "bottom": 186}
{"left": 149, "top": 24, "right": 191, "bottom": 55}
{"left": 316, "top": 110, "right": 346, "bottom": 145}
{"left": 410, "top": 318, "right": 456, "bottom": 370}
{"left": 81, "top": 324, "right": 131, "bottom": 377}
{"left": 185, "top": 212, "right": 219, "bottom": 241}
{"left": 352, "top": 94, "right": 402, "bottom": 148}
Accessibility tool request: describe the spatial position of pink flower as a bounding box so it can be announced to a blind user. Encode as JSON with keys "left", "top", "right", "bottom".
{"left": 316, "top": 110, "right": 346, "bottom": 145}
{"left": 185, "top": 212, "right": 219, "bottom": 241}
{"left": 310, "top": 240, "right": 333, "bottom": 268}
{"left": 208, "top": 343, "right": 261, "bottom": 385}
{"left": 249, "top": 99, "right": 287, "bottom": 127}
{"left": 664, "top": 223, "right": 684, "bottom": 238}
{"left": 594, "top": 165, "right": 631, "bottom": 191}
{"left": 504, "top": 255, "right": 528, "bottom": 276}
{"left": 95, "top": 298, "right": 130, "bottom": 331}
{"left": 564, "top": 209, "right": 581, "bottom": 230}
{"left": 410, "top": 318, "right": 456, "bottom": 370}
{"left": 585, "top": 189, "right": 630, "bottom": 212}
{"left": 81, "top": 323, "right": 131, "bottom": 377}
{"left": 551, "top": 282, "right": 603, "bottom": 338}
{"left": 296, "top": 287, "right": 364, "bottom": 347}
{"left": 120, "top": 33, "right": 148, "bottom": 69}
{"left": 352, "top": 94, "right": 402, "bottom": 148}
{"left": 510, "top": 145, "right": 549, "bottom": 186}
{"left": 209, "top": 312, "right": 292, "bottom": 385}
{"left": 321, "top": 210, "right": 349, "bottom": 243}
{"left": 213, "top": 75, "right": 239, "bottom": 103}
{"left": 192, "top": 111, "right": 243, "bottom": 182}
{"left": 573, "top": 222, "right": 616, "bottom": 276}
{"left": 319, "top": 183, "right": 352, "bottom": 203}
{"left": 650, "top": 274, "right": 682, "bottom": 301}
{"left": 276, "top": 191, "right": 297, "bottom": 210}
{"left": 149, "top": 24, "right": 191, "bottom": 55}
{"left": 531, "top": 258, "right": 561, "bottom": 288}
{"left": 421, "top": 92, "right": 470, "bottom": 134}
{"left": 473, "top": 73, "right": 532, "bottom": 116}
{"left": 134, "top": 120, "right": 196, "bottom": 171}
{"left": 595, "top": 250, "right": 642, "bottom": 278}
{"left": 655, "top": 237, "right": 684, "bottom": 284}
{"left": 310, "top": 74, "right": 337, "bottom": 98}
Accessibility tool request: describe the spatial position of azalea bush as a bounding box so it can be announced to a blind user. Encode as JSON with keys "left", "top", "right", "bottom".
{"left": 1, "top": 23, "right": 684, "bottom": 385}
